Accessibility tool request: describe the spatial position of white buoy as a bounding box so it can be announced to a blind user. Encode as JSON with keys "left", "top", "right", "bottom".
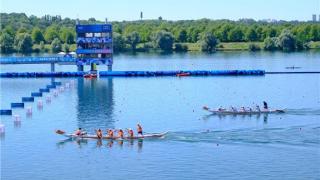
{"left": 53, "top": 90, "right": 58, "bottom": 97}
{"left": 26, "top": 106, "right": 32, "bottom": 115}
{"left": 59, "top": 86, "right": 65, "bottom": 92}
{"left": 0, "top": 124, "right": 5, "bottom": 134}
{"left": 37, "top": 100, "right": 43, "bottom": 108}
{"left": 70, "top": 80, "right": 75, "bottom": 87}
{"left": 13, "top": 114, "right": 21, "bottom": 122}
{"left": 46, "top": 95, "right": 51, "bottom": 102}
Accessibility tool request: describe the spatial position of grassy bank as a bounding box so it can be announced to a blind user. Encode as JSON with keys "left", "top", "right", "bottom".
{"left": 30, "top": 41, "right": 320, "bottom": 54}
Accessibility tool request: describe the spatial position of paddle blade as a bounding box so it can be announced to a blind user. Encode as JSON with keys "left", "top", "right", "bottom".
{"left": 56, "top": 129, "right": 65, "bottom": 135}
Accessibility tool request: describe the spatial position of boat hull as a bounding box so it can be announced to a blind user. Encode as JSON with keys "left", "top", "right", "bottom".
{"left": 59, "top": 132, "right": 168, "bottom": 140}
{"left": 205, "top": 109, "right": 285, "bottom": 115}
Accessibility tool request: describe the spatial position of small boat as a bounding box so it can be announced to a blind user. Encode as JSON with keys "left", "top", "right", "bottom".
{"left": 84, "top": 74, "right": 97, "bottom": 78}
{"left": 176, "top": 72, "right": 190, "bottom": 77}
{"left": 56, "top": 130, "right": 168, "bottom": 140}
{"left": 203, "top": 106, "right": 285, "bottom": 115}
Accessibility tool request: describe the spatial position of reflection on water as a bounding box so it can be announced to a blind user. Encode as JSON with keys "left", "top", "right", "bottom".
{"left": 202, "top": 113, "right": 270, "bottom": 122}
{"left": 56, "top": 138, "right": 144, "bottom": 151}
{"left": 77, "top": 78, "right": 114, "bottom": 131}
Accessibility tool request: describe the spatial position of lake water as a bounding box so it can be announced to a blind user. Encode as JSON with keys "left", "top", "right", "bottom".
{"left": 1, "top": 51, "right": 320, "bottom": 180}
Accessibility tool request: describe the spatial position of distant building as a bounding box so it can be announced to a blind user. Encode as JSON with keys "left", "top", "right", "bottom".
{"left": 312, "top": 14, "right": 317, "bottom": 22}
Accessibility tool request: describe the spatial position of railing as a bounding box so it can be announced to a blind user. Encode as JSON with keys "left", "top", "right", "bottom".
{"left": 0, "top": 57, "right": 76, "bottom": 64}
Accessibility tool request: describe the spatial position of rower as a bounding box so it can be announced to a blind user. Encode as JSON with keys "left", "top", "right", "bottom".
{"left": 263, "top": 101, "right": 268, "bottom": 109}
{"left": 218, "top": 106, "right": 225, "bottom": 112}
{"left": 137, "top": 124, "right": 143, "bottom": 136}
{"left": 240, "top": 107, "right": 246, "bottom": 112}
{"left": 117, "top": 129, "right": 124, "bottom": 139}
{"left": 96, "top": 129, "right": 103, "bottom": 139}
{"left": 128, "top": 128, "right": 134, "bottom": 138}
{"left": 256, "top": 105, "right": 261, "bottom": 112}
{"left": 74, "top": 128, "right": 82, "bottom": 136}
{"left": 107, "top": 129, "right": 114, "bottom": 138}
{"left": 231, "top": 106, "right": 237, "bottom": 112}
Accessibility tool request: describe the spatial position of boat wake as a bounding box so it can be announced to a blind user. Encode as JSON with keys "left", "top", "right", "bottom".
{"left": 166, "top": 126, "right": 320, "bottom": 147}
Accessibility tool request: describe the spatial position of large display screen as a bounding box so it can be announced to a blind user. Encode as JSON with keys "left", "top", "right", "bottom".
{"left": 76, "top": 24, "right": 112, "bottom": 33}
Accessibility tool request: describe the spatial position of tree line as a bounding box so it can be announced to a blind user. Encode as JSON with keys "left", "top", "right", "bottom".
{"left": 1, "top": 13, "right": 319, "bottom": 54}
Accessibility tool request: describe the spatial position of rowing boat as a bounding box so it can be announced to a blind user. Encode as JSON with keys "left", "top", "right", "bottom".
{"left": 56, "top": 130, "right": 168, "bottom": 140}
{"left": 203, "top": 106, "right": 285, "bottom": 115}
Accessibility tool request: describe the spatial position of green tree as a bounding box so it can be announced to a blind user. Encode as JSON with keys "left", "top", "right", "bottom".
{"left": 113, "top": 32, "right": 125, "bottom": 52}
{"left": 263, "top": 37, "right": 278, "bottom": 51}
{"left": 309, "top": 25, "right": 319, "bottom": 41}
{"left": 177, "top": 29, "right": 187, "bottom": 42}
{"left": 248, "top": 43, "right": 261, "bottom": 51}
{"left": 200, "top": 32, "right": 219, "bottom": 52}
{"left": 174, "top": 43, "right": 188, "bottom": 52}
{"left": 245, "top": 28, "right": 258, "bottom": 41}
{"left": 63, "top": 43, "right": 70, "bottom": 52}
{"left": 31, "top": 27, "right": 44, "bottom": 44}
{"left": 60, "top": 28, "right": 75, "bottom": 44}
{"left": 152, "top": 30, "right": 174, "bottom": 51}
{"left": 45, "top": 25, "right": 59, "bottom": 43}
{"left": 39, "top": 41, "right": 45, "bottom": 52}
{"left": 277, "top": 29, "right": 296, "bottom": 51}
{"left": 228, "top": 27, "right": 244, "bottom": 42}
{"left": 14, "top": 33, "right": 33, "bottom": 53}
{"left": 126, "top": 31, "right": 140, "bottom": 50}
{"left": 0, "top": 32, "right": 14, "bottom": 53}
{"left": 51, "top": 38, "right": 62, "bottom": 53}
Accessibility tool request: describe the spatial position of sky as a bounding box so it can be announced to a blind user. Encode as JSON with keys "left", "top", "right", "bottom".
{"left": 1, "top": 0, "right": 320, "bottom": 21}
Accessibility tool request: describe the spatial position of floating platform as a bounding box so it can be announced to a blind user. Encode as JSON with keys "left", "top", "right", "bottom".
{"left": 0, "top": 110, "right": 12, "bottom": 115}
{"left": 0, "top": 70, "right": 265, "bottom": 77}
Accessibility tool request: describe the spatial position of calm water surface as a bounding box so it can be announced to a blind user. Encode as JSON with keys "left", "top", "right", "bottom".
{"left": 1, "top": 51, "right": 320, "bottom": 180}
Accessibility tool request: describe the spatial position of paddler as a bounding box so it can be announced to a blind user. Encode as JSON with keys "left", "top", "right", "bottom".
{"left": 263, "top": 101, "right": 268, "bottom": 109}
{"left": 96, "top": 129, "right": 103, "bottom": 139}
{"left": 107, "top": 129, "right": 114, "bottom": 138}
{"left": 117, "top": 129, "right": 124, "bottom": 139}
{"left": 74, "top": 128, "right": 82, "bottom": 136}
{"left": 256, "top": 105, "right": 261, "bottom": 112}
{"left": 128, "top": 128, "right": 134, "bottom": 138}
{"left": 137, "top": 124, "right": 143, "bottom": 136}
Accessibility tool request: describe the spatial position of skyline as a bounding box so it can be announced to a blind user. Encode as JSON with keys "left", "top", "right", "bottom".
{"left": 1, "top": 0, "right": 320, "bottom": 21}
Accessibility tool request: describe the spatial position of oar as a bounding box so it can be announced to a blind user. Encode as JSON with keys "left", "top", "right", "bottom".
{"left": 55, "top": 129, "right": 65, "bottom": 135}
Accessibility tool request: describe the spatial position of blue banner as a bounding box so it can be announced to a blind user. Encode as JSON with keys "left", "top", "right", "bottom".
{"left": 76, "top": 24, "right": 112, "bottom": 33}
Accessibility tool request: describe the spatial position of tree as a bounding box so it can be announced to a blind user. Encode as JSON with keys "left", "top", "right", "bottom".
{"left": 248, "top": 43, "right": 261, "bottom": 51}
{"left": 174, "top": 43, "right": 188, "bottom": 52}
{"left": 126, "top": 31, "right": 140, "bottom": 50}
{"left": 31, "top": 27, "right": 44, "bottom": 44}
{"left": 200, "top": 32, "right": 219, "bottom": 52}
{"left": 177, "top": 29, "right": 187, "bottom": 42}
{"left": 0, "top": 32, "right": 14, "bottom": 53}
{"left": 245, "top": 28, "right": 258, "bottom": 41}
{"left": 113, "top": 32, "right": 125, "bottom": 52}
{"left": 63, "top": 43, "right": 70, "bottom": 53}
{"left": 60, "top": 28, "right": 75, "bottom": 44}
{"left": 228, "top": 27, "right": 244, "bottom": 42}
{"left": 263, "top": 37, "right": 278, "bottom": 51}
{"left": 51, "top": 38, "right": 62, "bottom": 53}
{"left": 14, "top": 33, "right": 33, "bottom": 53}
{"left": 152, "top": 31, "right": 174, "bottom": 51}
{"left": 45, "top": 25, "right": 59, "bottom": 43}
{"left": 277, "top": 29, "right": 296, "bottom": 51}
{"left": 309, "top": 25, "right": 319, "bottom": 41}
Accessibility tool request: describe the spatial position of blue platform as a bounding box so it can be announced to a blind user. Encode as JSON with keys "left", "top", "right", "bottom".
{"left": 0, "top": 70, "right": 265, "bottom": 77}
